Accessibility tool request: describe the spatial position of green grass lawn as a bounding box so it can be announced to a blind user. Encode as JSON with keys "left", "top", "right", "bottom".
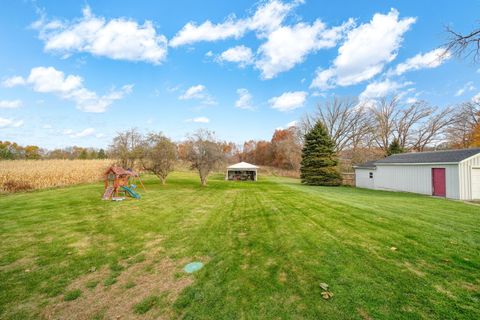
{"left": 0, "top": 172, "right": 479, "bottom": 319}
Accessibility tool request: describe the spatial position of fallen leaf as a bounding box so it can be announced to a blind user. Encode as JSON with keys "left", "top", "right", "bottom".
{"left": 321, "top": 291, "right": 333, "bottom": 300}
{"left": 320, "top": 282, "right": 329, "bottom": 290}
{"left": 390, "top": 246, "right": 397, "bottom": 251}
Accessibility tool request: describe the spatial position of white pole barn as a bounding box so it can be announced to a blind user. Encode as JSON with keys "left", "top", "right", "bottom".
{"left": 354, "top": 148, "right": 480, "bottom": 200}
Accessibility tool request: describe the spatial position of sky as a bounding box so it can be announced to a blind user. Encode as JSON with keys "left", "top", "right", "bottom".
{"left": 0, "top": 0, "right": 479, "bottom": 149}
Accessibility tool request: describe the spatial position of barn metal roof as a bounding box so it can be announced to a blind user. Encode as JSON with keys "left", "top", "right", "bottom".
{"left": 227, "top": 162, "right": 259, "bottom": 169}
{"left": 354, "top": 160, "right": 377, "bottom": 169}
{"left": 372, "top": 148, "right": 480, "bottom": 165}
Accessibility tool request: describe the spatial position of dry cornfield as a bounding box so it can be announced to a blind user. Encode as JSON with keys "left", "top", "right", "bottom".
{"left": 0, "top": 159, "right": 114, "bottom": 193}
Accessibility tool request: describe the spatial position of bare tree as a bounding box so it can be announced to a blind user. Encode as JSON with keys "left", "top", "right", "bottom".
{"left": 370, "top": 97, "right": 454, "bottom": 152}
{"left": 140, "top": 133, "right": 177, "bottom": 184}
{"left": 110, "top": 128, "right": 144, "bottom": 168}
{"left": 444, "top": 25, "right": 480, "bottom": 63}
{"left": 185, "top": 129, "right": 225, "bottom": 186}
{"left": 395, "top": 101, "right": 434, "bottom": 149}
{"left": 303, "top": 97, "right": 372, "bottom": 152}
{"left": 371, "top": 96, "right": 399, "bottom": 152}
{"left": 410, "top": 107, "right": 456, "bottom": 151}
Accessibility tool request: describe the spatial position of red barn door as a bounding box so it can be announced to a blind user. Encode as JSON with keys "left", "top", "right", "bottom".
{"left": 432, "top": 168, "right": 446, "bottom": 197}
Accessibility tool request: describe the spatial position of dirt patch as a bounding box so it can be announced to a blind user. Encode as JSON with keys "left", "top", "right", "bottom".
{"left": 42, "top": 240, "right": 200, "bottom": 320}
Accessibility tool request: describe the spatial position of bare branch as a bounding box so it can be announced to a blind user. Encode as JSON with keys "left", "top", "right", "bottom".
{"left": 444, "top": 25, "right": 480, "bottom": 63}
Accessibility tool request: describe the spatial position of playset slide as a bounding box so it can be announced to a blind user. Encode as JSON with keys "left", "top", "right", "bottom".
{"left": 121, "top": 186, "right": 141, "bottom": 199}
{"left": 102, "top": 186, "right": 114, "bottom": 200}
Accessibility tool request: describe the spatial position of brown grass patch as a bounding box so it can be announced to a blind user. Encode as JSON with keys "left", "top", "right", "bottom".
{"left": 278, "top": 271, "right": 287, "bottom": 283}
{"left": 403, "top": 262, "right": 425, "bottom": 277}
{"left": 357, "top": 308, "right": 373, "bottom": 320}
{"left": 42, "top": 242, "right": 200, "bottom": 320}
{"left": 0, "top": 256, "right": 37, "bottom": 273}
{"left": 460, "top": 282, "right": 479, "bottom": 292}
{"left": 434, "top": 285, "right": 456, "bottom": 299}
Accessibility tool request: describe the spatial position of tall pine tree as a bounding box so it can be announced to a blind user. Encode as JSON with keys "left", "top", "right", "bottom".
{"left": 300, "top": 121, "right": 342, "bottom": 186}
{"left": 387, "top": 138, "right": 404, "bottom": 156}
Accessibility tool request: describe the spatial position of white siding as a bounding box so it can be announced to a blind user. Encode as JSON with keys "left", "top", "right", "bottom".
{"left": 472, "top": 169, "right": 480, "bottom": 200}
{"left": 355, "top": 168, "right": 375, "bottom": 189}
{"left": 374, "top": 164, "right": 460, "bottom": 199}
{"left": 458, "top": 153, "right": 480, "bottom": 200}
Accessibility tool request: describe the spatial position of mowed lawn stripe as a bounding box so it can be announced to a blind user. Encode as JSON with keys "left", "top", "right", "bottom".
{"left": 0, "top": 172, "right": 479, "bottom": 319}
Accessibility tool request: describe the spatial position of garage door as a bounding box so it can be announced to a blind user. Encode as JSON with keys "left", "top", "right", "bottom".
{"left": 472, "top": 168, "right": 480, "bottom": 200}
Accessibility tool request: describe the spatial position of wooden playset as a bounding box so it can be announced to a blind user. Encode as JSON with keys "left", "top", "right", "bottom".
{"left": 102, "top": 166, "right": 145, "bottom": 200}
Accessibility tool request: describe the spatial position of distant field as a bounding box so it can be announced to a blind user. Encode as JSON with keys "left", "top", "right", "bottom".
{"left": 0, "top": 172, "right": 479, "bottom": 319}
{"left": 0, "top": 159, "right": 113, "bottom": 193}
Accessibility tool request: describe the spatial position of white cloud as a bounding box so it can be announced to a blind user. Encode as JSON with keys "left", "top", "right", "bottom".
{"left": 286, "top": 120, "right": 297, "bottom": 127}
{"left": 235, "top": 88, "right": 254, "bottom": 109}
{"left": 12, "top": 120, "right": 24, "bottom": 127}
{"left": 311, "top": 9, "right": 415, "bottom": 90}
{"left": 0, "top": 99, "right": 22, "bottom": 109}
{"left": 217, "top": 45, "right": 254, "bottom": 67}
{"left": 169, "top": 0, "right": 298, "bottom": 47}
{"left": 405, "top": 97, "right": 418, "bottom": 104}
{"left": 179, "top": 85, "right": 206, "bottom": 99}
{"left": 473, "top": 92, "right": 480, "bottom": 103}
{"left": 0, "top": 117, "right": 23, "bottom": 128}
{"left": 179, "top": 84, "right": 216, "bottom": 105}
{"left": 359, "top": 79, "right": 412, "bottom": 101}
{"left": 43, "top": 124, "right": 52, "bottom": 129}
{"left": 187, "top": 116, "right": 210, "bottom": 123}
{"left": 455, "top": 81, "right": 475, "bottom": 97}
{"left": 269, "top": 91, "right": 307, "bottom": 112}
{"left": 2, "top": 76, "right": 26, "bottom": 87}
{"left": 256, "top": 19, "right": 354, "bottom": 79}
{"left": 76, "top": 128, "right": 95, "bottom": 137}
{"left": 170, "top": 18, "right": 247, "bottom": 48}
{"left": 392, "top": 48, "right": 450, "bottom": 76}
{"left": 3, "top": 66, "right": 132, "bottom": 112}
{"left": 171, "top": 1, "right": 352, "bottom": 78}
{"left": 63, "top": 127, "right": 96, "bottom": 138}
{"left": 33, "top": 6, "right": 168, "bottom": 64}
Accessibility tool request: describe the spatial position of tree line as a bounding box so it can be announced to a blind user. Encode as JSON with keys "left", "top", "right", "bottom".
{"left": 2, "top": 95, "right": 479, "bottom": 186}
{"left": 0, "top": 141, "right": 108, "bottom": 160}
{"left": 300, "top": 96, "right": 480, "bottom": 168}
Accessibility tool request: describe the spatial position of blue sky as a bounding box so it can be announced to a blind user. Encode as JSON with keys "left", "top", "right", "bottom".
{"left": 0, "top": 0, "right": 479, "bottom": 149}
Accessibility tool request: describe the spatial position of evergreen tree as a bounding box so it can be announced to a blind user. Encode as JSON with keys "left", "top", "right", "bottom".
{"left": 97, "top": 149, "right": 106, "bottom": 159}
{"left": 300, "top": 121, "right": 342, "bottom": 186}
{"left": 387, "top": 139, "right": 404, "bottom": 156}
{"left": 78, "top": 149, "right": 88, "bottom": 160}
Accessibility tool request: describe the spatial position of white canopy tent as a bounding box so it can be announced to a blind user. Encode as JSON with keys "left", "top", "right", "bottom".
{"left": 226, "top": 162, "right": 259, "bottom": 181}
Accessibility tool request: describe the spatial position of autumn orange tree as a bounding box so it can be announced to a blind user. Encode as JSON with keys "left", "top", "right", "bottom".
{"left": 471, "top": 123, "right": 480, "bottom": 147}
